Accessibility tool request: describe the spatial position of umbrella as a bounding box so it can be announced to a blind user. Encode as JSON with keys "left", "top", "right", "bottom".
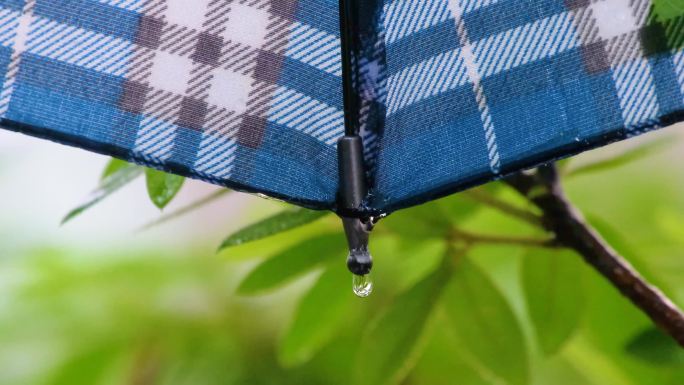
{"left": 0, "top": 0, "right": 682, "bottom": 279}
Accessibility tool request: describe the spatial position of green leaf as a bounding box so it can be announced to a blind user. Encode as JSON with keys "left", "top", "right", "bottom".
{"left": 439, "top": 193, "right": 481, "bottom": 221}
{"left": 237, "top": 233, "right": 345, "bottom": 295}
{"left": 219, "top": 207, "right": 330, "bottom": 250}
{"left": 411, "top": 325, "right": 497, "bottom": 385}
{"left": 100, "top": 158, "right": 129, "bottom": 180}
{"left": 555, "top": 158, "right": 572, "bottom": 172}
{"left": 62, "top": 164, "right": 143, "bottom": 224}
{"left": 353, "top": 258, "right": 452, "bottom": 385}
{"left": 381, "top": 194, "right": 478, "bottom": 240}
{"left": 145, "top": 168, "right": 185, "bottom": 209}
{"left": 649, "top": 1, "right": 684, "bottom": 51}
{"left": 566, "top": 139, "right": 672, "bottom": 178}
{"left": 522, "top": 248, "right": 585, "bottom": 355}
{"left": 586, "top": 214, "right": 661, "bottom": 285}
{"left": 442, "top": 257, "right": 529, "bottom": 385}
{"left": 564, "top": 340, "right": 639, "bottom": 385}
{"left": 586, "top": 215, "right": 638, "bottom": 260}
{"left": 652, "top": 0, "right": 684, "bottom": 21}
{"left": 381, "top": 204, "right": 449, "bottom": 240}
{"left": 47, "top": 345, "right": 120, "bottom": 385}
{"left": 372, "top": 236, "right": 447, "bottom": 293}
{"left": 625, "top": 327, "right": 684, "bottom": 366}
{"left": 279, "top": 264, "right": 354, "bottom": 367}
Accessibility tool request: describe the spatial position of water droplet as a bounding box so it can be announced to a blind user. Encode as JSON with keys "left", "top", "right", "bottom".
{"left": 353, "top": 274, "right": 373, "bottom": 298}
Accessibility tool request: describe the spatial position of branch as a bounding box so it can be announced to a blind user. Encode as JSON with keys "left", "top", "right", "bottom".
{"left": 464, "top": 189, "right": 542, "bottom": 227}
{"left": 449, "top": 227, "right": 557, "bottom": 248}
{"left": 505, "top": 165, "right": 684, "bottom": 347}
{"left": 138, "top": 189, "right": 230, "bottom": 231}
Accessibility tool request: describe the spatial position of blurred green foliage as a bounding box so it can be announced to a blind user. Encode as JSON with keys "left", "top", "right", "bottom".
{"left": 647, "top": 0, "right": 684, "bottom": 52}
{"left": 652, "top": 0, "right": 684, "bottom": 22}
{"left": 2, "top": 135, "right": 684, "bottom": 384}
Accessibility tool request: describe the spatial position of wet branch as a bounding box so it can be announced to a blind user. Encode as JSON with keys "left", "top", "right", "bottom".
{"left": 464, "top": 189, "right": 542, "bottom": 228}
{"left": 505, "top": 164, "right": 684, "bottom": 348}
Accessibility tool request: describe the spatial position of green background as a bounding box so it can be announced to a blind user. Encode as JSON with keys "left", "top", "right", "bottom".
{"left": 0, "top": 125, "right": 683, "bottom": 385}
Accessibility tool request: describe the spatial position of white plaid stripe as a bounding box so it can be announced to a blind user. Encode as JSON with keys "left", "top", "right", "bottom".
{"left": 26, "top": 17, "right": 134, "bottom": 77}
{"left": 384, "top": 0, "right": 508, "bottom": 46}
{"left": 613, "top": 58, "right": 659, "bottom": 127}
{"left": 52, "top": 0, "right": 332, "bottom": 175}
{"left": 269, "top": 86, "right": 344, "bottom": 145}
{"left": 447, "top": 0, "right": 501, "bottom": 173}
{"left": 472, "top": 12, "right": 579, "bottom": 77}
{"left": 573, "top": 0, "right": 661, "bottom": 129}
{"left": 385, "top": 8, "right": 581, "bottom": 114}
{"left": 286, "top": 22, "right": 341, "bottom": 76}
{"left": 126, "top": 0, "right": 275, "bottom": 167}
{"left": 384, "top": 0, "right": 451, "bottom": 44}
{"left": 195, "top": 0, "right": 274, "bottom": 176}
{"left": 193, "top": 1, "right": 345, "bottom": 176}
{"left": 195, "top": 134, "right": 237, "bottom": 178}
{"left": 96, "top": 0, "right": 146, "bottom": 12}
{"left": 135, "top": 116, "right": 179, "bottom": 161}
{"left": 385, "top": 0, "right": 666, "bottom": 134}
{"left": 131, "top": 1, "right": 177, "bottom": 163}
{"left": 590, "top": 0, "right": 641, "bottom": 40}
{"left": 276, "top": 20, "right": 345, "bottom": 147}
{"left": 0, "top": 1, "right": 33, "bottom": 118}
{"left": 359, "top": 8, "right": 388, "bottom": 171}
{"left": 0, "top": 7, "right": 20, "bottom": 47}
{"left": 385, "top": 0, "right": 502, "bottom": 174}
{"left": 674, "top": 50, "right": 684, "bottom": 102}
{"left": 457, "top": 0, "right": 501, "bottom": 14}
{"left": 0, "top": 0, "right": 345, "bottom": 163}
{"left": 386, "top": 49, "right": 467, "bottom": 114}
{"left": 165, "top": 0, "right": 211, "bottom": 29}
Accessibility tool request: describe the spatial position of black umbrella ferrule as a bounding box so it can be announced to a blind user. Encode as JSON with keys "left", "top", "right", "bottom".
{"left": 337, "top": 135, "right": 366, "bottom": 212}
{"left": 337, "top": 136, "right": 373, "bottom": 276}
{"left": 342, "top": 217, "right": 373, "bottom": 276}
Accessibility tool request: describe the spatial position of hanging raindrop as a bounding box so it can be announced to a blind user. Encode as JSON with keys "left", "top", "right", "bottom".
{"left": 342, "top": 217, "right": 374, "bottom": 297}
{"left": 347, "top": 249, "right": 373, "bottom": 297}
{"left": 353, "top": 274, "right": 373, "bottom": 297}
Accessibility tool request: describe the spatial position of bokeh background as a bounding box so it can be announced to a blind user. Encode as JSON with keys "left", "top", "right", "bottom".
{"left": 0, "top": 123, "right": 683, "bottom": 385}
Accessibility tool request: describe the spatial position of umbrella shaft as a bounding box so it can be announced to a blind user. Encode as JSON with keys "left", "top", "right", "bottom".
{"left": 337, "top": 0, "right": 367, "bottom": 214}
{"left": 339, "top": 0, "right": 359, "bottom": 137}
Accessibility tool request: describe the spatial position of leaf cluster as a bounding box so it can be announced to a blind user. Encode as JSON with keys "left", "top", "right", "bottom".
{"left": 54, "top": 137, "right": 684, "bottom": 385}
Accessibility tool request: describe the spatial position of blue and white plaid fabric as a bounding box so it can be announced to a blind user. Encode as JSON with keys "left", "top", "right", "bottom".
{"left": 0, "top": 0, "right": 344, "bottom": 208}
{"left": 0, "top": 0, "right": 681, "bottom": 214}
{"left": 371, "top": 0, "right": 684, "bottom": 211}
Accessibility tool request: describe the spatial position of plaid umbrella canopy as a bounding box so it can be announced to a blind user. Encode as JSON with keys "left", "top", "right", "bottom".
{"left": 0, "top": 1, "right": 682, "bottom": 249}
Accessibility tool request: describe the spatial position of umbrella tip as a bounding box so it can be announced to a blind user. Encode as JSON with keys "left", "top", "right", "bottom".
{"left": 341, "top": 216, "right": 375, "bottom": 297}
{"left": 347, "top": 247, "right": 373, "bottom": 276}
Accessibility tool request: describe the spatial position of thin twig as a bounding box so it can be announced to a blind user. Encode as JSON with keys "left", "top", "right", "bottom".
{"left": 505, "top": 164, "right": 684, "bottom": 348}
{"left": 464, "top": 189, "right": 542, "bottom": 227}
{"left": 449, "top": 227, "right": 558, "bottom": 248}
{"left": 138, "top": 189, "right": 231, "bottom": 231}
